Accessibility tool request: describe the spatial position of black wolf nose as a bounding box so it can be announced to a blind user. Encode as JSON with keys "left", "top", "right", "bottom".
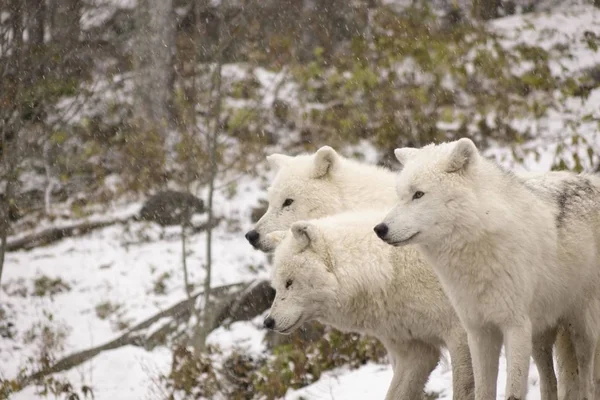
{"left": 263, "top": 316, "right": 275, "bottom": 330}
{"left": 373, "top": 223, "right": 389, "bottom": 239}
{"left": 245, "top": 230, "right": 260, "bottom": 244}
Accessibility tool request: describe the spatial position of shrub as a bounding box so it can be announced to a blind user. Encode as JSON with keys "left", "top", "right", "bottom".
{"left": 161, "top": 326, "right": 387, "bottom": 399}
{"left": 33, "top": 277, "right": 71, "bottom": 297}
{"left": 291, "top": 3, "right": 572, "bottom": 155}
{"left": 253, "top": 327, "right": 387, "bottom": 399}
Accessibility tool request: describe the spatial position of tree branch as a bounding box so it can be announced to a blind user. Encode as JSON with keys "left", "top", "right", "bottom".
{"left": 16, "top": 280, "right": 260, "bottom": 389}
{"left": 6, "top": 218, "right": 128, "bottom": 252}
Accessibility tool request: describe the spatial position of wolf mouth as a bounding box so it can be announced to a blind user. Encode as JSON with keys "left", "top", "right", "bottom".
{"left": 254, "top": 241, "right": 274, "bottom": 252}
{"left": 276, "top": 315, "right": 304, "bottom": 335}
{"left": 389, "top": 231, "right": 419, "bottom": 246}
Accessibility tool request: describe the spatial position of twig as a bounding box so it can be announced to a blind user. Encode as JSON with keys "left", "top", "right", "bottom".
{"left": 181, "top": 212, "right": 201, "bottom": 323}
{"left": 199, "top": 8, "right": 225, "bottom": 351}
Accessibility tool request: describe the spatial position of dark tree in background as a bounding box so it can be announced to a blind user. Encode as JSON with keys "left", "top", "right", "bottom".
{"left": 299, "top": 0, "right": 357, "bottom": 61}
{"left": 27, "top": 0, "right": 45, "bottom": 53}
{"left": 0, "top": 0, "right": 91, "bottom": 283}
{"left": 473, "top": 0, "right": 502, "bottom": 19}
{"left": 133, "top": 0, "right": 176, "bottom": 135}
{"left": 0, "top": 1, "right": 25, "bottom": 284}
{"left": 52, "top": 0, "right": 81, "bottom": 44}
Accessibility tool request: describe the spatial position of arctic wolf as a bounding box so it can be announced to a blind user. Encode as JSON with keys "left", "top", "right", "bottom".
{"left": 247, "top": 145, "right": 585, "bottom": 399}
{"left": 245, "top": 146, "right": 397, "bottom": 252}
{"left": 264, "top": 210, "right": 474, "bottom": 400}
{"left": 375, "top": 138, "right": 600, "bottom": 400}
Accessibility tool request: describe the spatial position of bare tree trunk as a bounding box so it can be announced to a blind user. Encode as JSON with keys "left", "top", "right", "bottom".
{"left": 189, "top": 2, "right": 225, "bottom": 352}
{"left": 51, "top": 0, "right": 80, "bottom": 45}
{"left": 26, "top": 0, "right": 46, "bottom": 84}
{"left": 0, "top": 133, "right": 16, "bottom": 285}
{"left": 25, "top": 0, "right": 46, "bottom": 86}
{"left": 181, "top": 207, "right": 202, "bottom": 324}
{"left": 200, "top": 64, "right": 222, "bottom": 348}
{"left": 179, "top": 0, "right": 207, "bottom": 331}
{"left": 298, "top": 0, "right": 357, "bottom": 61}
{"left": 10, "top": 0, "right": 23, "bottom": 57}
{"left": 0, "top": 0, "right": 24, "bottom": 286}
{"left": 27, "top": 0, "right": 45, "bottom": 48}
{"left": 49, "top": 0, "right": 82, "bottom": 80}
{"left": 133, "top": 0, "right": 175, "bottom": 133}
{"left": 299, "top": 0, "right": 317, "bottom": 62}
{"left": 472, "top": 0, "right": 500, "bottom": 20}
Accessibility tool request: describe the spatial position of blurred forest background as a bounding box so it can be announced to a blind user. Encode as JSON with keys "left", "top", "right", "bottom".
{"left": 1, "top": 0, "right": 600, "bottom": 399}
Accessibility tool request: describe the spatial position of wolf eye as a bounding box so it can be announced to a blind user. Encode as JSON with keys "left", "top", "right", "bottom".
{"left": 285, "top": 279, "right": 293, "bottom": 289}
{"left": 282, "top": 198, "right": 294, "bottom": 208}
{"left": 412, "top": 191, "right": 425, "bottom": 200}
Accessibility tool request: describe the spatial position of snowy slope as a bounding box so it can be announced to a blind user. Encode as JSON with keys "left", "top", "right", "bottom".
{"left": 486, "top": 4, "right": 600, "bottom": 173}
{"left": 2, "top": 177, "right": 269, "bottom": 399}
{"left": 287, "top": 356, "right": 544, "bottom": 400}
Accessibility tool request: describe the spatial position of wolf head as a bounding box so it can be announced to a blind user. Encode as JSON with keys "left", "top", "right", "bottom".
{"left": 245, "top": 146, "right": 344, "bottom": 252}
{"left": 374, "top": 138, "right": 481, "bottom": 247}
{"left": 262, "top": 223, "right": 337, "bottom": 334}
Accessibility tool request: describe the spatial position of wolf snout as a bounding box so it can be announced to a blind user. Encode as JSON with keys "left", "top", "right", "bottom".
{"left": 373, "top": 223, "right": 389, "bottom": 239}
{"left": 263, "top": 316, "right": 275, "bottom": 330}
{"left": 245, "top": 229, "right": 260, "bottom": 246}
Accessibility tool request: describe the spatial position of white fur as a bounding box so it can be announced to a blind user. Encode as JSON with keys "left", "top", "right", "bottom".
{"left": 266, "top": 210, "right": 474, "bottom": 400}
{"left": 253, "top": 148, "right": 475, "bottom": 398}
{"left": 251, "top": 146, "right": 397, "bottom": 252}
{"left": 380, "top": 138, "right": 600, "bottom": 400}
{"left": 251, "top": 145, "right": 586, "bottom": 399}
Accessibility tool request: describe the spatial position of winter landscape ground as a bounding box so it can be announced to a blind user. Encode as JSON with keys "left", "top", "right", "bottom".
{"left": 2, "top": 2, "right": 600, "bottom": 400}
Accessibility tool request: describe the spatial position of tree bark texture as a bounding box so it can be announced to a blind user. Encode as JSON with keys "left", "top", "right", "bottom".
{"left": 51, "top": 0, "right": 81, "bottom": 45}
{"left": 472, "top": 0, "right": 501, "bottom": 20}
{"left": 133, "top": 0, "right": 175, "bottom": 133}
{"left": 27, "top": 0, "right": 46, "bottom": 48}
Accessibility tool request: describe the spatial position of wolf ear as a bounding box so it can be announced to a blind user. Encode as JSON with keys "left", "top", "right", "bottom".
{"left": 394, "top": 147, "right": 419, "bottom": 170}
{"left": 290, "top": 221, "right": 319, "bottom": 250}
{"left": 266, "top": 230, "right": 287, "bottom": 247}
{"left": 266, "top": 154, "right": 292, "bottom": 170}
{"left": 312, "top": 146, "right": 338, "bottom": 178}
{"left": 446, "top": 138, "right": 478, "bottom": 173}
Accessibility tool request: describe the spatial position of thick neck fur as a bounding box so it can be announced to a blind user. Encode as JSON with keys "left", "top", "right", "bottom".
{"left": 420, "top": 156, "right": 555, "bottom": 281}
{"left": 332, "top": 157, "right": 398, "bottom": 210}
{"left": 323, "top": 238, "right": 394, "bottom": 332}
{"left": 320, "top": 236, "right": 401, "bottom": 336}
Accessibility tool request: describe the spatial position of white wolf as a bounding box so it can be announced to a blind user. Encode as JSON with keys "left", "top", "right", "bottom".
{"left": 247, "top": 146, "right": 596, "bottom": 399}
{"left": 264, "top": 210, "right": 475, "bottom": 400}
{"left": 375, "top": 138, "right": 600, "bottom": 400}
{"left": 246, "top": 146, "right": 571, "bottom": 399}
{"left": 245, "top": 147, "right": 398, "bottom": 252}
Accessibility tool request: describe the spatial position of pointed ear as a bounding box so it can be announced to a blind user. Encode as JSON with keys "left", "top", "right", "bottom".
{"left": 266, "top": 154, "right": 292, "bottom": 170}
{"left": 446, "top": 138, "right": 478, "bottom": 173}
{"left": 266, "top": 230, "right": 287, "bottom": 247}
{"left": 312, "top": 146, "right": 338, "bottom": 178}
{"left": 290, "top": 221, "right": 319, "bottom": 250}
{"left": 394, "top": 147, "right": 419, "bottom": 170}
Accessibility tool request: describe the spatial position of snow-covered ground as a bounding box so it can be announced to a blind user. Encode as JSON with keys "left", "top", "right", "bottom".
{"left": 3, "top": 3, "right": 600, "bottom": 400}
{"left": 2, "top": 176, "right": 269, "bottom": 399}
{"left": 287, "top": 356, "right": 544, "bottom": 400}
